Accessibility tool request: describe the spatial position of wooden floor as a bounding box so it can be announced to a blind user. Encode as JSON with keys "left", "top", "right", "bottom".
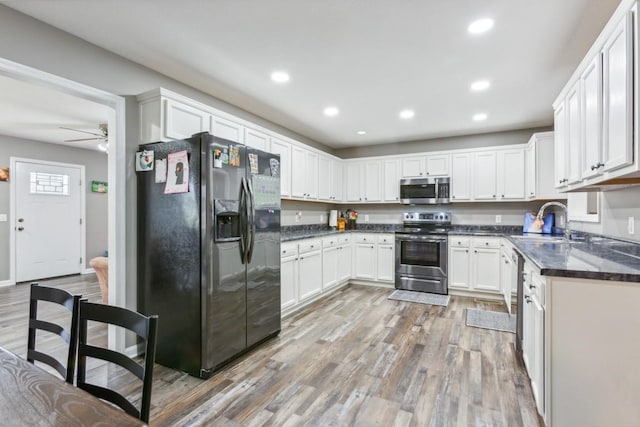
{"left": 0, "top": 277, "right": 541, "bottom": 426}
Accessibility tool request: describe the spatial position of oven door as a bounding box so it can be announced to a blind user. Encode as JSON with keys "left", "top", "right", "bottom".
{"left": 395, "top": 233, "right": 448, "bottom": 293}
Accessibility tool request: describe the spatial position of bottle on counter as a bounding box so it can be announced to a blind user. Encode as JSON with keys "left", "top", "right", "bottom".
{"left": 337, "top": 213, "right": 346, "bottom": 231}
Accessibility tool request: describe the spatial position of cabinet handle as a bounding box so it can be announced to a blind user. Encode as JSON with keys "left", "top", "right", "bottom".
{"left": 525, "top": 296, "right": 532, "bottom": 303}
{"left": 501, "top": 194, "right": 504, "bottom": 198}
{"left": 596, "top": 162, "right": 604, "bottom": 169}
{"left": 419, "top": 172, "right": 423, "bottom": 175}
{"left": 492, "top": 195, "right": 496, "bottom": 198}
{"left": 474, "top": 250, "right": 478, "bottom": 253}
{"left": 466, "top": 249, "right": 469, "bottom": 253}
{"left": 530, "top": 192, "right": 534, "bottom": 195}
{"left": 426, "top": 172, "right": 430, "bottom": 175}
{"left": 530, "top": 284, "right": 536, "bottom": 289}
{"left": 590, "top": 164, "right": 597, "bottom": 171}
{"left": 283, "top": 250, "right": 287, "bottom": 254}
{"left": 485, "top": 242, "right": 489, "bottom": 246}
{"left": 452, "top": 195, "right": 455, "bottom": 199}
{"left": 371, "top": 246, "right": 374, "bottom": 249}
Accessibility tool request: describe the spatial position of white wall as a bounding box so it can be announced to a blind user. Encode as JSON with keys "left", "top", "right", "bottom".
{"left": 571, "top": 187, "right": 640, "bottom": 242}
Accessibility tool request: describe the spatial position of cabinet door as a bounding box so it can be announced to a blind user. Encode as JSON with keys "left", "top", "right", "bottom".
{"left": 318, "top": 156, "right": 332, "bottom": 201}
{"left": 376, "top": 244, "right": 394, "bottom": 282}
{"left": 354, "top": 243, "right": 376, "bottom": 279}
{"left": 280, "top": 255, "right": 297, "bottom": 310}
{"left": 322, "top": 246, "right": 339, "bottom": 290}
{"left": 291, "top": 146, "right": 306, "bottom": 198}
{"left": 566, "top": 82, "right": 582, "bottom": 184}
{"left": 345, "top": 163, "right": 362, "bottom": 202}
{"left": 298, "top": 251, "right": 322, "bottom": 301}
{"left": 244, "top": 127, "right": 270, "bottom": 151}
{"left": 164, "top": 99, "right": 209, "bottom": 140}
{"left": 602, "top": 13, "right": 633, "bottom": 172}
{"left": 498, "top": 148, "right": 525, "bottom": 200}
{"left": 525, "top": 143, "right": 536, "bottom": 199}
{"left": 425, "top": 154, "right": 450, "bottom": 176}
{"left": 401, "top": 157, "right": 425, "bottom": 177}
{"left": 270, "top": 137, "right": 291, "bottom": 197}
{"left": 363, "top": 161, "right": 381, "bottom": 202}
{"left": 210, "top": 115, "right": 243, "bottom": 143}
{"left": 383, "top": 159, "right": 400, "bottom": 202}
{"left": 332, "top": 160, "right": 344, "bottom": 202}
{"left": 500, "top": 251, "right": 513, "bottom": 313}
{"left": 337, "top": 242, "right": 352, "bottom": 282}
{"left": 451, "top": 153, "right": 472, "bottom": 201}
{"left": 474, "top": 152, "right": 497, "bottom": 200}
{"left": 472, "top": 247, "right": 501, "bottom": 292}
{"left": 448, "top": 246, "right": 470, "bottom": 289}
{"left": 554, "top": 103, "right": 568, "bottom": 189}
{"left": 305, "top": 151, "right": 319, "bottom": 199}
{"left": 581, "top": 55, "right": 603, "bottom": 179}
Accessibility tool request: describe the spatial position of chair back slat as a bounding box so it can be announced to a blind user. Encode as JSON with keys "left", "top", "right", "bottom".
{"left": 77, "top": 300, "right": 158, "bottom": 424}
{"left": 27, "top": 283, "right": 82, "bottom": 384}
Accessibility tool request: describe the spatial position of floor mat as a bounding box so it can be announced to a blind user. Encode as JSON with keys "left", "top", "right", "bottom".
{"left": 466, "top": 308, "right": 516, "bottom": 333}
{"left": 388, "top": 290, "right": 450, "bottom": 307}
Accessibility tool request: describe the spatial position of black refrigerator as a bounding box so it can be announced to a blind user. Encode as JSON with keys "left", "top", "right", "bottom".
{"left": 136, "top": 132, "right": 281, "bottom": 378}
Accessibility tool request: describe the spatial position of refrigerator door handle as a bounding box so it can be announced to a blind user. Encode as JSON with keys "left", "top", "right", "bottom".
{"left": 238, "top": 177, "right": 248, "bottom": 264}
{"left": 246, "top": 177, "right": 256, "bottom": 263}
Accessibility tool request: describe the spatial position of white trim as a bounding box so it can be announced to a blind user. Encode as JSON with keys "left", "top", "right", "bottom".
{"left": 9, "top": 157, "right": 86, "bottom": 284}
{"left": 82, "top": 268, "right": 96, "bottom": 275}
{"left": 125, "top": 343, "right": 144, "bottom": 358}
{"left": 0, "top": 58, "right": 126, "bottom": 353}
{"left": 0, "top": 280, "right": 13, "bottom": 288}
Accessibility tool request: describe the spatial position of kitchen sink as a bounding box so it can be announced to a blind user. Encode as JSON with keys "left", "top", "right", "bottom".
{"left": 510, "top": 234, "right": 580, "bottom": 244}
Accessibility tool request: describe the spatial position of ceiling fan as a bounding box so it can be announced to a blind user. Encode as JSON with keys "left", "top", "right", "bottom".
{"left": 61, "top": 123, "right": 109, "bottom": 153}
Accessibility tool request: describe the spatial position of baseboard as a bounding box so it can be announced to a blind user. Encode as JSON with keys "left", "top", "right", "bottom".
{"left": 125, "top": 343, "right": 144, "bottom": 358}
{"left": 348, "top": 279, "right": 394, "bottom": 289}
{"left": 282, "top": 281, "right": 350, "bottom": 319}
{"left": 0, "top": 279, "right": 14, "bottom": 288}
{"left": 82, "top": 268, "right": 95, "bottom": 275}
{"left": 448, "top": 288, "right": 504, "bottom": 302}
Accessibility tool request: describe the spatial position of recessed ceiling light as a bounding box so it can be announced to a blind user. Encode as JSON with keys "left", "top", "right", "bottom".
{"left": 473, "top": 113, "right": 488, "bottom": 121}
{"left": 270, "top": 71, "right": 290, "bottom": 83}
{"left": 324, "top": 106, "right": 339, "bottom": 117}
{"left": 399, "top": 109, "right": 415, "bottom": 120}
{"left": 471, "top": 80, "right": 491, "bottom": 91}
{"left": 468, "top": 18, "right": 494, "bottom": 34}
{"left": 356, "top": 130, "right": 367, "bottom": 135}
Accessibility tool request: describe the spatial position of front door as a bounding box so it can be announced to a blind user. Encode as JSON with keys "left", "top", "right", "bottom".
{"left": 15, "top": 160, "right": 83, "bottom": 282}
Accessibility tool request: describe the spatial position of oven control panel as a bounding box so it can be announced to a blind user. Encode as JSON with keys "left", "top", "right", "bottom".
{"left": 403, "top": 211, "right": 451, "bottom": 224}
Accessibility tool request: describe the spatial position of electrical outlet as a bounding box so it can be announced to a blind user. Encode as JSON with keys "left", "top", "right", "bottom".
{"left": 0, "top": 214, "right": 6, "bottom": 222}
{"left": 629, "top": 216, "right": 635, "bottom": 235}
{"left": 364, "top": 215, "right": 370, "bottom": 222}
{"left": 495, "top": 215, "right": 502, "bottom": 224}
{"left": 320, "top": 214, "right": 324, "bottom": 222}
{"left": 295, "top": 211, "right": 302, "bottom": 223}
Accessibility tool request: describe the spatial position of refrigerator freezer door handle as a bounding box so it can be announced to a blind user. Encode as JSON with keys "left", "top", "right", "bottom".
{"left": 238, "top": 177, "right": 248, "bottom": 264}
{"left": 246, "top": 177, "right": 256, "bottom": 263}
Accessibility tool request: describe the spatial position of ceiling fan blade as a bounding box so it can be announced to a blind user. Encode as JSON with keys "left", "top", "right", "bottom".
{"left": 59, "top": 126, "right": 104, "bottom": 137}
{"left": 64, "top": 137, "right": 104, "bottom": 142}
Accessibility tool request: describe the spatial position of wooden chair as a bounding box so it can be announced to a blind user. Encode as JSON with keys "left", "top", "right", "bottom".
{"left": 27, "top": 282, "right": 82, "bottom": 383}
{"left": 76, "top": 301, "right": 158, "bottom": 423}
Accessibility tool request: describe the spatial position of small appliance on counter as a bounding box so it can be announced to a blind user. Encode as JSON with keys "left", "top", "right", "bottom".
{"left": 329, "top": 210, "right": 338, "bottom": 227}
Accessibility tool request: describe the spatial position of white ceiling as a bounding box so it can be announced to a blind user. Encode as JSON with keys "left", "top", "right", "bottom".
{"left": 4, "top": 0, "right": 621, "bottom": 149}
{"left": 0, "top": 74, "right": 110, "bottom": 151}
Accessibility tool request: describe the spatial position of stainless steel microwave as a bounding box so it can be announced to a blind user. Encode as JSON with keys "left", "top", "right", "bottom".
{"left": 399, "top": 177, "right": 451, "bottom": 205}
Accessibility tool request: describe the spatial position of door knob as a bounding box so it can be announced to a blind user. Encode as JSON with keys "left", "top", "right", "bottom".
{"left": 17, "top": 227, "right": 24, "bottom": 231}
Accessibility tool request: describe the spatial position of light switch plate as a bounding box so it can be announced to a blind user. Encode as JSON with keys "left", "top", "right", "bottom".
{"left": 364, "top": 214, "right": 370, "bottom": 222}
{"left": 629, "top": 217, "right": 635, "bottom": 235}
{"left": 495, "top": 215, "right": 502, "bottom": 223}
{"left": 0, "top": 214, "right": 6, "bottom": 222}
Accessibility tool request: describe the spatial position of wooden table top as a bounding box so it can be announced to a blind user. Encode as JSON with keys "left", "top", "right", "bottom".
{"left": 0, "top": 346, "right": 145, "bottom": 427}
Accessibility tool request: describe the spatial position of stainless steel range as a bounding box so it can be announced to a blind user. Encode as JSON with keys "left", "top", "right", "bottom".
{"left": 395, "top": 211, "right": 451, "bottom": 295}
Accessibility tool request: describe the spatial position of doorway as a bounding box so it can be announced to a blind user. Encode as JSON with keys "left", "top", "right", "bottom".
{"left": 0, "top": 57, "right": 126, "bottom": 352}
{"left": 13, "top": 158, "right": 85, "bottom": 283}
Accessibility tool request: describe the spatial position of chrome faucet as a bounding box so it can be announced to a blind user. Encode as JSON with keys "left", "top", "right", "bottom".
{"left": 536, "top": 201, "right": 570, "bottom": 240}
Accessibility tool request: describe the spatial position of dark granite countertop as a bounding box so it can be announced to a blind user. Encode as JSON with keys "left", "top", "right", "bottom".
{"left": 510, "top": 236, "right": 640, "bottom": 283}
{"left": 281, "top": 224, "right": 402, "bottom": 242}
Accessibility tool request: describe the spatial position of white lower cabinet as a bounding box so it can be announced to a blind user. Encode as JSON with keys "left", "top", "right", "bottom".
{"left": 280, "top": 242, "right": 298, "bottom": 310}
{"left": 337, "top": 235, "right": 352, "bottom": 282}
{"left": 499, "top": 241, "right": 515, "bottom": 313}
{"left": 354, "top": 234, "right": 376, "bottom": 280}
{"left": 448, "top": 236, "right": 501, "bottom": 295}
{"left": 321, "top": 237, "right": 339, "bottom": 290}
{"left": 376, "top": 234, "right": 395, "bottom": 283}
{"left": 297, "top": 239, "right": 322, "bottom": 302}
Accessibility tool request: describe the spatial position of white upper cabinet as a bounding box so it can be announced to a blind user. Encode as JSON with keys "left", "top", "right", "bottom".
{"left": 164, "top": 98, "right": 209, "bottom": 140}
{"left": 401, "top": 154, "right": 449, "bottom": 177}
{"left": 383, "top": 159, "right": 401, "bottom": 202}
{"left": 566, "top": 81, "right": 582, "bottom": 185}
{"left": 451, "top": 152, "right": 472, "bottom": 201}
{"left": 526, "top": 132, "right": 561, "bottom": 200}
{"left": 318, "top": 155, "right": 332, "bottom": 201}
{"left": 243, "top": 127, "right": 270, "bottom": 151}
{"left": 401, "top": 157, "right": 425, "bottom": 177}
{"left": 580, "top": 55, "right": 603, "bottom": 179}
{"left": 474, "top": 151, "right": 497, "bottom": 200}
{"left": 210, "top": 115, "right": 243, "bottom": 143}
{"left": 602, "top": 11, "right": 634, "bottom": 172}
{"left": 269, "top": 137, "right": 291, "bottom": 197}
{"left": 554, "top": 103, "right": 568, "bottom": 189}
{"left": 363, "top": 160, "right": 382, "bottom": 202}
{"left": 291, "top": 146, "right": 318, "bottom": 199}
{"left": 497, "top": 148, "right": 525, "bottom": 200}
{"left": 526, "top": 143, "right": 536, "bottom": 199}
{"left": 345, "top": 162, "right": 362, "bottom": 202}
{"left": 332, "top": 160, "right": 344, "bottom": 202}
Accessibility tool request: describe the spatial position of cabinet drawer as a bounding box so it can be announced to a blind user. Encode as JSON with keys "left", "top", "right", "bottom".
{"left": 281, "top": 242, "right": 298, "bottom": 257}
{"left": 322, "top": 236, "right": 338, "bottom": 248}
{"left": 338, "top": 234, "right": 351, "bottom": 245}
{"left": 449, "top": 236, "right": 470, "bottom": 247}
{"left": 354, "top": 234, "right": 376, "bottom": 244}
{"left": 299, "top": 239, "right": 321, "bottom": 254}
{"left": 377, "top": 234, "right": 394, "bottom": 244}
{"left": 472, "top": 237, "right": 501, "bottom": 248}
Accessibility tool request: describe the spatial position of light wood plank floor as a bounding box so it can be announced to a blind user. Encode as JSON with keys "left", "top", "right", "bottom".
{"left": 1, "top": 277, "right": 541, "bottom": 426}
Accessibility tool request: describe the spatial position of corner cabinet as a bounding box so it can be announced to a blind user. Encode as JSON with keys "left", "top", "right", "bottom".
{"left": 552, "top": 0, "right": 639, "bottom": 191}
{"left": 448, "top": 236, "right": 502, "bottom": 296}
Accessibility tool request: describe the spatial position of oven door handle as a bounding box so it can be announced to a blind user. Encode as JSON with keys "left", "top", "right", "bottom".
{"left": 396, "top": 235, "right": 447, "bottom": 243}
